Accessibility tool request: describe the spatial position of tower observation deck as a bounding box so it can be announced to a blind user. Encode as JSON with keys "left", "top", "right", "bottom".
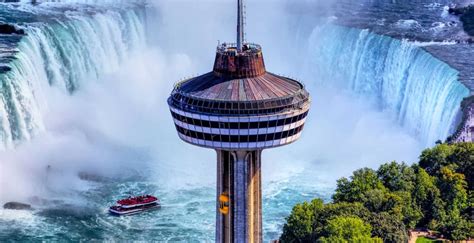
{"left": 167, "top": 0, "right": 311, "bottom": 242}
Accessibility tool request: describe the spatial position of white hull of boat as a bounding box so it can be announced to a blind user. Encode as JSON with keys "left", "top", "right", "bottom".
{"left": 109, "top": 205, "right": 159, "bottom": 216}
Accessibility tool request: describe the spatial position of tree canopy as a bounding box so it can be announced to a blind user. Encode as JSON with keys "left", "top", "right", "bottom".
{"left": 319, "top": 216, "right": 382, "bottom": 243}
{"left": 280, "top": 143, "right": 474, "bottom": 242}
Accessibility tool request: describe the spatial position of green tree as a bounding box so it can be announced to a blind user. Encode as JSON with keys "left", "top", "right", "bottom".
{"left": 313, "top": 202, "right": 371, "bottom": 237}
{"left": 361, "top": 189, "right": 421, "bottom": 228}
{"left": 393, "top": 190, "right": 422, "bottom": 228}
{"left": 419, "top": 144, "right": 455, "bottom": 175}
{"left": 448, "top": 143, "right": 474, "bottom": 190}
{"left": 420, "top": 143, "right": 473, "bottom": 190}
{"left": 411, "top": 166, "right": 443, "bottom": 228}
{"left": 437, "top": 167, "right": 473, "bottom": 239}
{"left": 438, "top": 167, "right": 468, "bottom": 215}
{"left": 377, "top": 162, "right": 415, "bottom": 192}
{"left": 333, "top": 168, "right": 385, "bottom": 203}
{"left": 440, "top": 214, "right": 473, "bottom": 240}
{"left": 281, "top": 144, "right": 474, "bottom": 242}
{"left": 318, "top": 216, "right": 382, "bottom": 243}
{"left": 367, "top": 212, "right": 408, "bottom": 243}
{"left": 280, "top": 199, "right": 323, "bottom": 242}
{"left": 280, "top": 202, "right": 371, "bottom": 242}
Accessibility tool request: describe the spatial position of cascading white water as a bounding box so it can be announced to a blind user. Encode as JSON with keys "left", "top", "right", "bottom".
{"left": 305, "top": 24, "right": 470, "bottom": 146}
{"left": 0, "top": 8, "right": 146, "bottom": 149}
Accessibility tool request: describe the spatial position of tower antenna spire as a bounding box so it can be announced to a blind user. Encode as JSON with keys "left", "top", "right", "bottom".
{"left": 237, "top": 0, "right": 244, "bottom": 52}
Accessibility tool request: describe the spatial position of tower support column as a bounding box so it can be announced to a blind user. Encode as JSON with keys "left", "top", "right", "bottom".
{"left": 216, "top": 150, "right": 262, "bottom": 243}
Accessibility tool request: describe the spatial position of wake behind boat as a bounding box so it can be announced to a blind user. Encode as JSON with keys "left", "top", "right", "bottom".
{"left": 109, "top": 195, "right": 160, "bottom": 216}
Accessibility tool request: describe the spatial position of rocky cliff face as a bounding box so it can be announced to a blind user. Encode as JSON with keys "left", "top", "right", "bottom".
{"left": 449, "top": 5, "right": 474, "bottom": 37}
{"left": 3, "top": 202, "right": 32, "bottom": 210}
{"left": 449, "top": 96, "right": 474, "bottom": 143}
{"left": 0, "top": 23, "right": 24, "bottom": 35}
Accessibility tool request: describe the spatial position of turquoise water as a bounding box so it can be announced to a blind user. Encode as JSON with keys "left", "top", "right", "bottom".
{"left": 0, "top": 163, "right": 331, "bottom": 241}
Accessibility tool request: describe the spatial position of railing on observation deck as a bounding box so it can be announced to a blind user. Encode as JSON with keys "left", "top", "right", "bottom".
{"left": 216, "top": 43, "right": 262, "bottom": 56}
{"left": 168, "top": 76, "right": 310, "bottom": 116}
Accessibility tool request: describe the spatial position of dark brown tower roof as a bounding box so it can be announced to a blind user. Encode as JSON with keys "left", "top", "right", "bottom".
{"left": 168, "top": 43, "right": 309, "bottom": 116}
{"left": 178, "top": 72, "right": 303, "bottom": 102}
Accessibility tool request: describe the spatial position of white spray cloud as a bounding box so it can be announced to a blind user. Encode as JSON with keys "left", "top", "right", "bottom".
{"left": 0, "top": 0, "right": 423, "bottom": 206}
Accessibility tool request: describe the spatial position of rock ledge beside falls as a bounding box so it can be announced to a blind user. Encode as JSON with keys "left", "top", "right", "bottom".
{"left": 0, "top": 23, "right": 25, "bottom": 35}
{"left": 449, "top": 5, "right": 474, "bottom": 37}
{"left": 3, "top": 202, "right": 32, "bottom": 210}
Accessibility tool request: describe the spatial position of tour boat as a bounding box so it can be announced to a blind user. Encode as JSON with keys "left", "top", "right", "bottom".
{"left": 117, "top": 195, "right": 159, "bottom": 208}
{"left": 109, "top": 195, "right": 160, "bottom": 216}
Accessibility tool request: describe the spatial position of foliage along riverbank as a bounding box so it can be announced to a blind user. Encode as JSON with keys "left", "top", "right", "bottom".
{"left": 280, "top": 143, "right": 473, "bottom": 242}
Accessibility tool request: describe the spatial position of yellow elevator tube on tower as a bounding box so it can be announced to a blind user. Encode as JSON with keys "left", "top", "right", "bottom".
{"left": 219, "top": 193, "right": 230, "bottom": 215}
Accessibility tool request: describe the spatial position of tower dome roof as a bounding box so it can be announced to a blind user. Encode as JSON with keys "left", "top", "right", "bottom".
{"left": 168, "top": 43, "right": 310, "bottom": 116}
{"left": 177, "top": 72, "right": 303, "bottom": 102}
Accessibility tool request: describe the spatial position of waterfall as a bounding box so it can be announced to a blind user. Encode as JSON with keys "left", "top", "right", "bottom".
{"left": 0, "top": 7, "right": 146, "bottom": 149}
{"left": 305, "top": 24, "right": 470, "bottom": 146}
{"left": 0, "top": 5, "right": 468, "bottom": 150}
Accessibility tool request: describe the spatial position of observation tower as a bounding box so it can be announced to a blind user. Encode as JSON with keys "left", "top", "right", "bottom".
{"left": 167, "top": 0, "right": 311, "bottom": 242}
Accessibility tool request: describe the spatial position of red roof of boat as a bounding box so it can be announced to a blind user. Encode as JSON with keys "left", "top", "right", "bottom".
{"left": 117, "top": 195, "right": 158, "bottom": 206}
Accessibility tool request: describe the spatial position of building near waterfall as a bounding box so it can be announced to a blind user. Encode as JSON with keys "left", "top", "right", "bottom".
{"left": 167, "top": 0, "right": 311, "bottom": 241}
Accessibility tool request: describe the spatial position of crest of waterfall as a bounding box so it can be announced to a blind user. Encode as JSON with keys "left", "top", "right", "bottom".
{"left": 306, "top": 24, "right": 470, "bottom": 146}
{"left": 0, "top": 8, "right": 146, "bottom": 149}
